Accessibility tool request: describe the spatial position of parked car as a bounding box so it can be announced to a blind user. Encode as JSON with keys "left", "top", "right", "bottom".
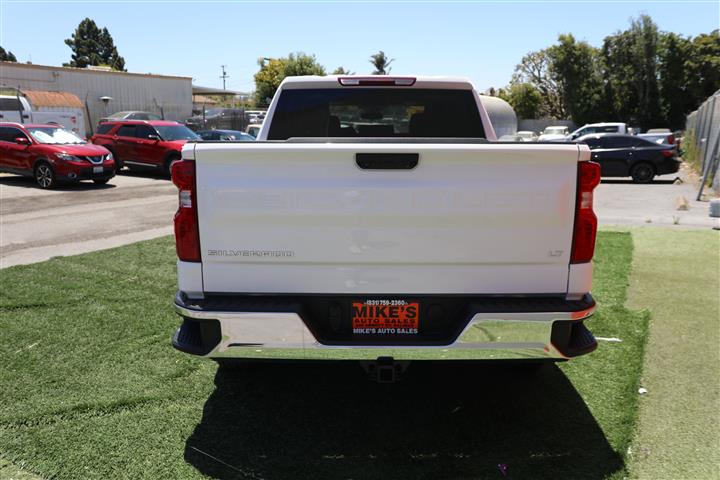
{"left": 646, "top": 128, "right": 671, "bottom": 134}
{"left": 517, "top": 130, "right": 538, "bottom": 142}
{"left": 0, "top": 94, "right": 86, "bottom": 138}
{"left": 245, "top": 124, "right": 262, "bottom": 138}
{"left": 568, "top": 122, "right": 629, "bottom": 141}
{"left": 0, "top": 122, "right": 114, "bottom": 188}
{"left": 197, "top": 129, "right": 255, "bottom": 141}
{"left": 638, "top": 132, "right": 676, "bottom": 147}
{"left": 185, "top": 108, "right": 246, "bottom": 131}
{"left": 497, "top": 133, "right": 525, "bottom": 142}
{"left": 171, "top": 75, "right": 602, "bottom": 379}
{"left": 575, "top": 133, "right": 680, "bottom": 183}
{"left": 538, "top": 126, "right": 570, "bottom": 142}
{"left": 97, "top": 111, "right": 162, "bottom": 125}
{"left": 90, "top": 120, "right": 199, "bottom": 175}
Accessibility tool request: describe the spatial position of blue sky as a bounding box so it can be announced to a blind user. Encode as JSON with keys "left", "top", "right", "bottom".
{"left": 1, "top": 1, "right": 718, "bottom": 93}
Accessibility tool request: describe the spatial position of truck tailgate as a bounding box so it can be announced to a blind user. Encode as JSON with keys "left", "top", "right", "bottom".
{"left": 193, "top": 143, "right": 582, "bottom": 295}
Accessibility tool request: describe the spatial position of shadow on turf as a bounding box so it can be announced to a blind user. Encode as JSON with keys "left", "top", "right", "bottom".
{"left": 185, "top": 362, "right": 622, "bottom": 480}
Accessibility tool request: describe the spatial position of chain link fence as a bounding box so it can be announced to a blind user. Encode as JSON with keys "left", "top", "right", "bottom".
{"left": 686, "top": 89, "right": 720, "bottom": 199}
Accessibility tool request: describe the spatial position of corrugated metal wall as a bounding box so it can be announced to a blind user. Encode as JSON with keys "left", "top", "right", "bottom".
{"left": 0, "top": 62, "right": 192, "bottom": 133}
{"left": 686, "top": 89, "right": 720, "bottom": 194}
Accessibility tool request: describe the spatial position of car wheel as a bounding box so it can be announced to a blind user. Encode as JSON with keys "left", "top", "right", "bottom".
{"left": 108, "top": 149, "right": 123, "bottom": 172}
{"left": 630, "top": 163, "right": 655, "bottom": 183}
{"left": 165, "top": 154, "right": 181, "bottom": 179}
{"left": 93, "top": 178, "right": 110, "bottom": 185}
{"left": 34, "top": 162, "right": 56, "bottom": 189}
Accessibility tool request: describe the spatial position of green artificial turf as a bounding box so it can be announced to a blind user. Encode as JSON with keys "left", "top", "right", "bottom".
{"left": 626, "top": 229, "right": 720, "bottom": 480}
{"left": 0, "top": 232, "right": 648, "bottom": 479}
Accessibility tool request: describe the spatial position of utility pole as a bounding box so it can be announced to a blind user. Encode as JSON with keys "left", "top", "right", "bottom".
{"left": 220, "top": 65, "right": 229, "bottom": 90}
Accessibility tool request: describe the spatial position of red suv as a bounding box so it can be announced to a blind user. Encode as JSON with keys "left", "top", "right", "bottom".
{"left": 90, "top": 120, "right": 199, "bottom": 175}
{"left": 0, "top": 123, "right": 115, "bottom": 189}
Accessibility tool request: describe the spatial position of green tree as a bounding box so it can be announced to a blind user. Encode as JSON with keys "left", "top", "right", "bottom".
{"left": 658, "top": 32, "right": 692, "bottom": 130}
{"left": 511, "top": 49, "right": 565, "bottom": 118}
{"left": 369, "top": 51, "right": 394, "bottom": 75}
{"left": 501, "top": 83, "right": 543, "bottom": 119}
{"left": 547, "top": 34, "right": 604, "bottom": 125}
{"left": 686, "top": 30, "right": 720, "bottom": 105}
{"left": 253, "top": 53, "right": 325, "bottom": 105}
{"left": 64, "top": 18, "right": 125, "bottom": 71}
{"left": 332, "top": 66, "right": 355, "bottom": 75}
{"left": 0, "top": 46, "right": 17, "bottom": 62}
{"left": 601, "top": 15, "right": 662, "bottom": 128}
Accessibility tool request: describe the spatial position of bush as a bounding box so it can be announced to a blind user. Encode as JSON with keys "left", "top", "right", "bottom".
{"left": 682, "top": 129, "right": 701, "bottom": 172}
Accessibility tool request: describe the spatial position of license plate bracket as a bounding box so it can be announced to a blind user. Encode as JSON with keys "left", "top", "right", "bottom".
{"left": 351, "top": 299, "right": 419, "bottom": 336}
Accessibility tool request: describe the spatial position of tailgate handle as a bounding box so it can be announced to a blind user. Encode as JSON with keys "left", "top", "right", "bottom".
{"left": 356, "top": 153, "right": 418, "bottom": 170}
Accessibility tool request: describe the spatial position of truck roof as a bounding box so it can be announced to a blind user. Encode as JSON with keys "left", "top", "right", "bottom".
{"left": 279, "top": 75, "right": 475, "bottom": 90}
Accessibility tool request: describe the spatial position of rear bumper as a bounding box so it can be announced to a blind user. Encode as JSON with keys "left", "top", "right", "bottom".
{"left": 656, "top": 159, "right": 681, "bottom": 175}
{"left": 172, "top": 293, "right": 597, "bottom": 361}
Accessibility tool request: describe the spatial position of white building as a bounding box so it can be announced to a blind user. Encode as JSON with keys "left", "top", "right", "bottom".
{"left": 0, "top": 61, "right": 193, "bottom": 133}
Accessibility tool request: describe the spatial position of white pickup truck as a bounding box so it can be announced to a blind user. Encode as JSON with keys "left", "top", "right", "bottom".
{"left": 0, "top": 95, "right": 86, "bottom": 138}
{"left": 171, "top": 76, "right": 601, "bottom": 378}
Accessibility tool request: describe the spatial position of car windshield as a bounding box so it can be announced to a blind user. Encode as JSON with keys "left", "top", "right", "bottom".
{"left": 28, "top": 127, "right": 85, "bottom": 144}
{"left": 201, "top": 109, "right": 224, "bottom": 118}
{"left": 155, "top": 125, "right": 200, "bottom": 141}
{"left": 108, "top": 111, "right": 131, "bottom": 119}
{"left": 231, "top": 132, "right": 255, "bottom": 141}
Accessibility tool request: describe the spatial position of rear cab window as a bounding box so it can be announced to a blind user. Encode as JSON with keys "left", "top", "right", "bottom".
{"left": 267, "top": 88, "right": 485, "bottom": 140}
{"left": 0, "top": 98, "right": 23, "bottom": 111}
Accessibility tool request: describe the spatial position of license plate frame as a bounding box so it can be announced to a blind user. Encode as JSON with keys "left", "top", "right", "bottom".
{"left": 351, "top": 299, "right": 420, "bottom": 336}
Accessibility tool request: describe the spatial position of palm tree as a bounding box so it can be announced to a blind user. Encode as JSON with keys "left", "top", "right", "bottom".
{"left": 369, "top": 51, "right": 394, "bottom": 75}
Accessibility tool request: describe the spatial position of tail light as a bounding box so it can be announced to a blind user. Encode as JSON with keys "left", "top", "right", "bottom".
{"left": 661, "top": 149, "right": 674, "bottom": 158}
{"left": 571, "top": 161, "right": 601, "bottom": 264}
{"left": 667, "top": 134, "right": 675, "bottom": 145}
{"left": 338, "top": 77, "right": 416, "bottom": 87}
{"left": 172, "top": 160, "right": 201, "bottom": 262}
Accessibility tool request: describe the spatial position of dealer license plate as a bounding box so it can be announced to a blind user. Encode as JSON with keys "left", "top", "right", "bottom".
{"left": 351, "top": 299, "right": 419, "bottom": 335}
